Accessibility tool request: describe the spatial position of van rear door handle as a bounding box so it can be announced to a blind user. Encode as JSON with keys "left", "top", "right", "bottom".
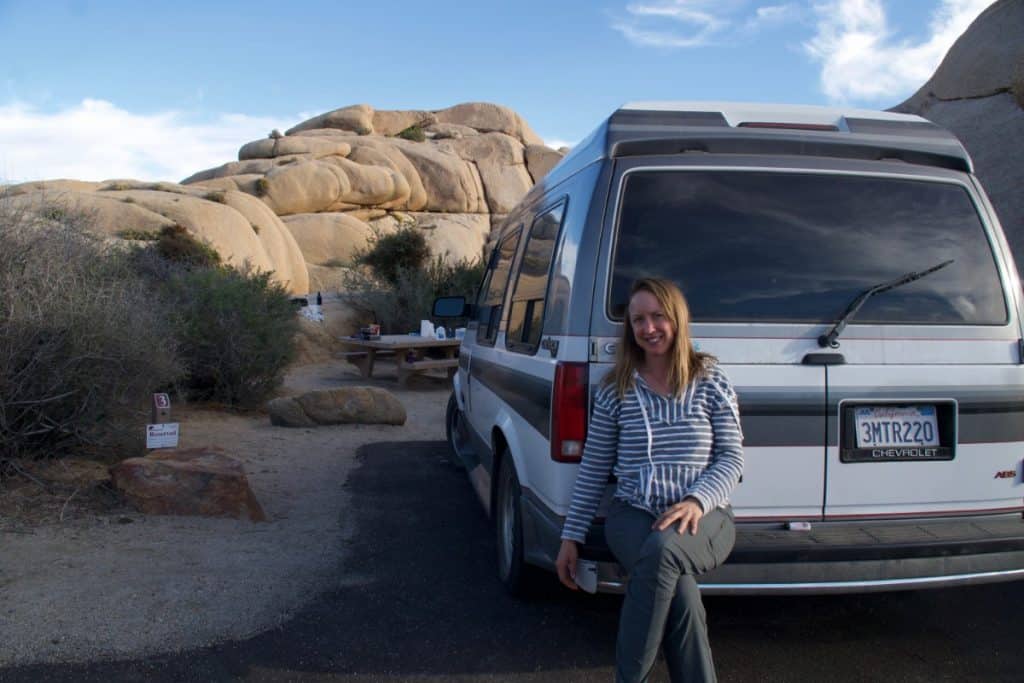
{"left": 802, "top": 352, "right": 846, "bottom": 365}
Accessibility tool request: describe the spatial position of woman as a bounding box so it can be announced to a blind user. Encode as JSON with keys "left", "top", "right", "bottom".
{"left": 555, "top": 277, "right": 743, "bottom": 683}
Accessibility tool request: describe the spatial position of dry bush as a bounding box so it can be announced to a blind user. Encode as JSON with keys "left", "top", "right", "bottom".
{"left": 0, "top": 198, "right": 182, "bottom": 467}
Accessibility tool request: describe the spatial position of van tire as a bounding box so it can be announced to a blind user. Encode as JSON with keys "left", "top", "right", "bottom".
{"left": 444, "top": 392, "right": 468, "bottom": 469}
{"left": 495, "top": 455, "right": 535, "bottom": 596}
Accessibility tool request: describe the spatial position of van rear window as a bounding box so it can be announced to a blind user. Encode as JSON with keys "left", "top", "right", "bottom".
{"left": 609, "top": 171, "right": 1008, "bottom": 325}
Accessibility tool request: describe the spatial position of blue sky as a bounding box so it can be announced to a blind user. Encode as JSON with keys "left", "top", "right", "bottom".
{"left": 0, "top": 0, "right": 994, "bottom": 182}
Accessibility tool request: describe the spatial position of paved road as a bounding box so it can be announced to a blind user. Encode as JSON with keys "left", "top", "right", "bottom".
{"left": 5, "top": 440, "right": 1022, "bottom": 682}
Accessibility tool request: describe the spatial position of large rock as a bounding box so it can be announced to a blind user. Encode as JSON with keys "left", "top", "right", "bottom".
{"left": 181, "top": 159, "right": 278, "bottom": 185}
{"left": 407, "top": 212, "right": 491, "bottom": 263}
{"left": 371, "top": 109, "right": 435, "bottom": 136}
{"left": 286, "top": 103, "right": 375, "bottom": 136}
{"left": 390, "top": 139, "right": 486, "bottom": 214}
{"left": 219, "top": 191, "right": 310, "bottom": 294}
{"left": 282, "top": 212, "right": 375, "bottom": 266}
{"left": 267, "top": 387, "right": 406, "bottom": 427}
{"left": 434, "top": 102, "right": 544, "bottom": 146}
{"left": 110, "top": 447, "right": 267, "bottom": 521}
{"left": 439, "top": 133, "right": 533, "bottom": 214}
{"left": 345, "top": 138, "right": 428, "bottom": 210}
{"left": 524, "top": 144, "right": 565, "bottom": 184}
{"left": 259, "top": 160, "right": 349, "bottom": 215}
{"left": 5, "top": 179, "right": 102, "bottom": 196}
{"left": 322, "top": 155, "right": 411, "bottom": 207}
{"left": 239, "top": 136, "right": 352, "bottom": 160}
{"left": 892, "top": 0, "right": 1024, "bottom": 267}
{"left": 2, "top": 189, "right": 175, "bottom": 238}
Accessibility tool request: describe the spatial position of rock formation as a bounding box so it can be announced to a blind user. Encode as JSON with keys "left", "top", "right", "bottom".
{"left": 892, "top": 0, "right": 1023, "bottom": 264}
{"left": 4, "top": 102, "right": 564, "bottom": 295}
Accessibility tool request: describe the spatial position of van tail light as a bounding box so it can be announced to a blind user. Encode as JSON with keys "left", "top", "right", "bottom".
{"left": 551, "top": 362, "right": 588, "bottom": 463}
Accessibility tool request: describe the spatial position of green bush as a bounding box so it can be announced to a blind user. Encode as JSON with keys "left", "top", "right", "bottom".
{"left": 156, "top": 264, "right": 298, "bottom": 407}
{"left": 117, "top": 228, "right": 160, "bottom": 241}
{"left": 354, "top": 225, "right": 431, "bottom": 285}
{"left": 254, "top": 177, "right": 270, "bottom": 196}
{"left": 343, "top": 252, "right": 484, "bottom": 334}
{"left": 155, "top": 224, "right": 221, "bottom": 267}
{"left": 0, "top": 200, "right": 182, "bottom": 462}
{"left": 396, "top": 125, "right": 426, "bottom": 142}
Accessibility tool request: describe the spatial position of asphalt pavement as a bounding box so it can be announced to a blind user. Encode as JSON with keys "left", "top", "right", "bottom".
{"left": 4, "top": 440, "right": 1021, "bottom": 682}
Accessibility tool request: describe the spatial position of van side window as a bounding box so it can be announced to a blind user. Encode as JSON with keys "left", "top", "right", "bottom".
{"left": 505, "top": 204, "right": 565, "bottom": 354}
{"left": 475, "top": 228, "right": 522, "bottom": 346}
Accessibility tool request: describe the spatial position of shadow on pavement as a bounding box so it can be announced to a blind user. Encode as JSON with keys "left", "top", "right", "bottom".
{"left": 5, "top": 440, "right": 1022, "bottom": 681}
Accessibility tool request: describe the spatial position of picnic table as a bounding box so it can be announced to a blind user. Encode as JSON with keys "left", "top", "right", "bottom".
{"left": 340, "top": 334, "right": 461, "bottom": 386}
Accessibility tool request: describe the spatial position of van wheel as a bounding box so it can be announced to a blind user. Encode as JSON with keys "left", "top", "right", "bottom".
{"left": 445, "top": 392, "right": 469, "bottom": 469}
{"left": 495, "top": 455, "right": 535, "bottom": 596}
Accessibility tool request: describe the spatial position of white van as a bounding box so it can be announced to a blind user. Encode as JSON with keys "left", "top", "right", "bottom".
{"left": 435, "top": 102, "right": 1024, "bottom": 595}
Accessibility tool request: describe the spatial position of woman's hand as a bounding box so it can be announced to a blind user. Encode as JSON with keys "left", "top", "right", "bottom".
{"left": 654, "top": 497, "right": 704, "bottom": 535}
{"left": 555, "top": 539, "right": 580, "bottom": 590}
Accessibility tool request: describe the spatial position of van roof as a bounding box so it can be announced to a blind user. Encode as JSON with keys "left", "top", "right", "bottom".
{"left": 544, "top": 101, "right": 973, "bottom": 188}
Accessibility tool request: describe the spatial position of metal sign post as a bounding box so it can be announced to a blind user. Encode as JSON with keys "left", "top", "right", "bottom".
{"left": 147, "top": 393, "right": 179, "bottom": 449}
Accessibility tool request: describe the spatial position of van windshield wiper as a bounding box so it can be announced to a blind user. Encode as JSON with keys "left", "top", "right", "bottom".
{"left": 817, "top": 259, "right": 954, "bottom": 348}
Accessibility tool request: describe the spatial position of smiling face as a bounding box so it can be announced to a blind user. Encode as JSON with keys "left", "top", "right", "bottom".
{"left": 628, "top": 289, "right": 676, "bottom": 359}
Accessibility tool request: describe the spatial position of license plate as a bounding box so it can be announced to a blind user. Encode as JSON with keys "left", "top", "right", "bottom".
{"left": 854, "top": 405, "right": 939, "bottom": 448}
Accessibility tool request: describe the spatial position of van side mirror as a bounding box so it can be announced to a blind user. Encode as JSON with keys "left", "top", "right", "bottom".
{"left": 433, "top": 296, "right": 470, "bottom": 318}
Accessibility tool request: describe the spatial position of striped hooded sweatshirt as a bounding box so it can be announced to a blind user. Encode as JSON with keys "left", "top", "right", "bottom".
{"left": 561, "top": 362, "right": 744, "bottom": 544}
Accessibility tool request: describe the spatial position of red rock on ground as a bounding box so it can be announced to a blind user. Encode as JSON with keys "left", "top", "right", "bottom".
{"left": 111, "top": 447, "right": 267, "bottom": 521}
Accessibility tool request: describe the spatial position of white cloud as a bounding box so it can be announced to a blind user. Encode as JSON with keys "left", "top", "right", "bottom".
{"left": 745, "top": 3, "right": 803, "bottom": 29}
{"left": 611, "top": 0, "right": 803, "bottom": 48}
{"left": 0, "top": 99, "right": 295, "bottom": 183}
{"left": 612, "top": 1, "right": 730, "bottom": 48}
{"left": 543, "top": 138, "right": 576, "bottom": 152}
{"left": 804, "top": 0, "right": 993, "bottom": 102}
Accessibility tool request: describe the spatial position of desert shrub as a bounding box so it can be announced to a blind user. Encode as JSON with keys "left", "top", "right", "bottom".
{"left": 117, "top": 228, "right": 160, "bottom": 241}
{"left": 154, "top": 263, "right": 298, "bottom": 407}
{"left": 155, "top": 224, "right": 221, "bottom": 267}
{"left": 396, "top": 125, "right": 426, "bottom": 142}
{"left": 203, "top": 191, "right": 227, "bottom": 204}
{"left": 354, "top": 225, "right": 431, "bottom": 285}
{"left": 343, "top": 253, "right": 484, "bottom": 334}
{"left": 254, "top": 177, "right": 270, "bottom": 196}
{"left": 0, "top": 200, "right": 182, "bottom": 462}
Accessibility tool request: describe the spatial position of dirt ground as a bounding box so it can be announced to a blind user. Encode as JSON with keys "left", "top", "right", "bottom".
{"left": 0, "top": 358, "right": 453, "bottom": 667}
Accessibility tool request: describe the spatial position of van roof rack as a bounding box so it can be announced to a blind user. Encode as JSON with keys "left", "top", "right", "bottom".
{"left": 543, "top": 101, "right": 973, "bottom": 189}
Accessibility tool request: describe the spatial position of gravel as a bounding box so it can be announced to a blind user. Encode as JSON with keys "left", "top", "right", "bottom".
{"left": 0, "top": 361, "right": 450, "bottom": 667}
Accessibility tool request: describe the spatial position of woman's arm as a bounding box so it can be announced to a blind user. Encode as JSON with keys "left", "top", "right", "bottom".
{"left": 560, "top": 388, "right": 620, "bottom": 544}
{"left": 684, "top": 368, "right": 744, "bottom": 514}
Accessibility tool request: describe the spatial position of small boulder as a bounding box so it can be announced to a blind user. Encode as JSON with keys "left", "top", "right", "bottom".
{"left": 266, "top": 395, "right": 317, "bottom": 427}
{"left": 267, "top": 387, "right": 406, "bottom": 427}
{"left": 110, "top": 447, "right": 267, "bottom": 521}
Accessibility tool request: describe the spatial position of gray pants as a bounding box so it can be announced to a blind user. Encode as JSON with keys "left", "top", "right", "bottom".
{"left": 605, "top": 499, "right": 735, "bottom": 683}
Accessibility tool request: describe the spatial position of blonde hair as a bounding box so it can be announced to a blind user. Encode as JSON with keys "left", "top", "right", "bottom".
{"left": 605, "top": 278, "right": 712, "bottom": 398}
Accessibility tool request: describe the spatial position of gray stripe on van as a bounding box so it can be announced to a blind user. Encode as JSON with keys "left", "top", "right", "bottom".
{"left": 469, "top": 358, "right": 824, "bottom": 447}
{"left": 470, "top": 356, "right": 552, "bottom": 439}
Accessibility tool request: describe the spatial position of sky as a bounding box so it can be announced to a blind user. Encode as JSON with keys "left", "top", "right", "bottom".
{"left": 0, "top": 0, "right": 996, "bottom": 183}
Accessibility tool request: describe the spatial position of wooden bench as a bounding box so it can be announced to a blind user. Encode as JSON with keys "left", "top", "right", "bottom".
{"left": 338, "top": 334, "right": 460, "bottom": 385}
{"left": 396, "top": 357, "right": 459, "bottom": 386}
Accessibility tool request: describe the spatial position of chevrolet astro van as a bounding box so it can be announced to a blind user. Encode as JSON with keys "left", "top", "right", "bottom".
{"left": 434, "top": 102, "right": 1024, "bottom": 595}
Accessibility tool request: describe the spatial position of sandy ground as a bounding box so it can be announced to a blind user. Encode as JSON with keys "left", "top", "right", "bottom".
{"left": 0, "top": 360, "right": 453, "bottom": 667}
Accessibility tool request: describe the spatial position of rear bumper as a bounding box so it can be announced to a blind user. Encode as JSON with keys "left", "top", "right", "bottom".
{"left": 520, "top": 490, "right": 1024, "bottom": 595}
